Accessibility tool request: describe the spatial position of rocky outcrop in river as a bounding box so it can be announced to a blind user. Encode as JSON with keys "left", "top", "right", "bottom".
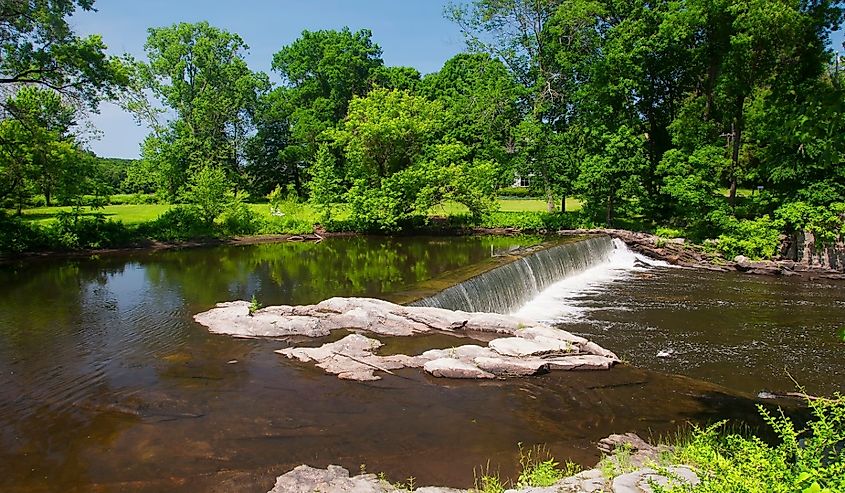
{"left": 194, "top": 297, "right": 619, "bottom": 381}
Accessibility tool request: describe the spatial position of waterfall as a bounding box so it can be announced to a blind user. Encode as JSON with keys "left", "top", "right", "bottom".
{"left": 411, "top": 235, "right": 616, "bottom": 314}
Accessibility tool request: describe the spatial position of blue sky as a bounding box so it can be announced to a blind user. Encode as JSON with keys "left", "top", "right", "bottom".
{"left": 73, "top": 0, "right": 468, "bottom": 158}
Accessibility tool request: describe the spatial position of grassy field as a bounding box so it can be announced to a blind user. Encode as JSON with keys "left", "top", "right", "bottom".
{"left": 12, "top": 198, "right": 582, "bottom": 225}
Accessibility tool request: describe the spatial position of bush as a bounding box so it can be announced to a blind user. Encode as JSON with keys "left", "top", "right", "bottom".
{"left": 219, "top": 201, "right": 263, "bottom": 235}
{"left": 139, "top": 206, "right": 213, "bottom": 241}
{"left": 776, "top": 201, "right": 845, "bottom": 244}
{"left": 497, "top": 187, "right": 540, "bottom": 198}
{"left": 711, "top": 212, "right": 784, "bottom": 260}
{"left": 0, "top": 212, "right": 49, "bottom": 253}
{"left": 658, "top": 395, "right": 845, "bottom": 493}
{"left": 46, "top": 211, "right": 134, "bottom": 249}
{"left": 461, "top": 211, "right": 582, "bottom": 231}
{"left": 654, "top": 227, "right": 686, "bottom": 239}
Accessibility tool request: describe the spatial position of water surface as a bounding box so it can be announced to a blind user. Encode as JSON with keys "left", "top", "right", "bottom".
{"left": 0, "top": 236, "right": 838, "bottom": 492}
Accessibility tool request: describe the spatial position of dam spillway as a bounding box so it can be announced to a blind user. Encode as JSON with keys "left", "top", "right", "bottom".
{"left": 410, "top": 235, "right": 616, "bottom": 314}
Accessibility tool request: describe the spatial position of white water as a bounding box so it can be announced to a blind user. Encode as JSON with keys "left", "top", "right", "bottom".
{"left": 514, "top": 238, "right": 671, "bottom": 322}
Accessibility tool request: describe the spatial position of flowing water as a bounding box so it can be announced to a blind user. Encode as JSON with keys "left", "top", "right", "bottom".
{"left": 0, "top": 236, "right": 842, "bottom": 492}
{"left": 411, "top": 236, "right": 615, "bottom": 313}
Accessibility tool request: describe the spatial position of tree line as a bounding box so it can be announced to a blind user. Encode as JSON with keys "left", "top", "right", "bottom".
{"left": 2, "top": 0, "right": 845, "bottom": 253}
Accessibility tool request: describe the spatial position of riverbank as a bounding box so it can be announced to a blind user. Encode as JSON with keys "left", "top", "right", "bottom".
{"left": 560, "top": 228, "right": 845, "bottom": 280}
{"left": 265, "top": 390, "right": 845, "bottom": 493}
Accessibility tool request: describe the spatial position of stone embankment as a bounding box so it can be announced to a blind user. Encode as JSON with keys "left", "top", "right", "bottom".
{"left": 562, "top": 229, "right": 845, "bottom": 279}
{"left": 193, "top": 297, "right": 619, "bottom": 381}
{"left": 267, "top": 434, "right": 699, "bottom": 493}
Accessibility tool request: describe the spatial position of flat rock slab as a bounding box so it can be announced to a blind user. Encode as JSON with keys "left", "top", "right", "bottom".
{"left": 423, "top": 358, "right": 495, "bottom": 379}
{"left": 195, "top": 297, "right": 620, "bottom": 381}
{"left": 612, "top": 466, "right": 700, "bottom": 493}
{"left": 489, "top": 337, "right": 575, "bottom": 357}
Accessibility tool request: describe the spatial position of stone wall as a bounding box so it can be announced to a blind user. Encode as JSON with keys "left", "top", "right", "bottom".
{"left": 783, "top": 231, "right": 845, "bottom": 272}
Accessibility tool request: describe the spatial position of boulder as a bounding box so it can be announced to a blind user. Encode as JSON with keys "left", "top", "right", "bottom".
{"left": 546, "top": 355, "right": 617, "bottom": 371}
{"left": 277, "top": 334, "right": 417, "bottom": 381}
{"left": 197, "top": 297, "right": 621, "bottom": 381}
{"left": 489, "top": 337, "right": 574, "bottom": 358}
{"left": 423, "top": 358, "right": 495, "bottom": 379}
{"left": 473, "top": 357, "right": 550, "bottom": 377}
{"left": 268, "top": 465, "right": 391, "bottom": 493}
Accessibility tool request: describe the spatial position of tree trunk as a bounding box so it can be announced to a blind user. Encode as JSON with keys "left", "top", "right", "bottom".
{"left": 729, "top": 115, "right": 742, "bottom": 208}
{"left": 45, "top": 187, "right": 51, "bottom": 207}
{"left": 560, "top": 195, "right": 566, "bottom": 213}
{"left": 606, "top": 194, "right": 613, "bottom": 228}
{"left": 546, "top": 186, "right": 555, "bottom": 213}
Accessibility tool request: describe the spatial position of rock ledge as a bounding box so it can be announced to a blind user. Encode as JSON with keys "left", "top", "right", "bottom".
{"left": 194, "top": 297, "right": 619, "bottom": 381}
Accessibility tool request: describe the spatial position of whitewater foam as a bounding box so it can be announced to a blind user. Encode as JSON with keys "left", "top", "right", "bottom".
{"left": 514, "top": 238, "right": 671, "bottom": 323}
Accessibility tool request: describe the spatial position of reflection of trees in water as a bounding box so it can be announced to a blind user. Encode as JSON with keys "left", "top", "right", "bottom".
{"left": 137, "top": 236, "right": 541, "bottom": 308}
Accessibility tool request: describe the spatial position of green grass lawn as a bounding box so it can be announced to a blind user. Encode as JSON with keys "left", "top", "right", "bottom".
{"left": 18, "top": 204, "right": 173, "bottom": 224}
{"left": 430, "top": 197, "right": 582, "bottom": 216}
{"left": 12, "top": 198, "right": 582, "bottom": 226}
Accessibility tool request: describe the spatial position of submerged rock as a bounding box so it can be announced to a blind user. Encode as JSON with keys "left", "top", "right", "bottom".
{"left": 195, "top": 297, "right": 620, "bottom": 381}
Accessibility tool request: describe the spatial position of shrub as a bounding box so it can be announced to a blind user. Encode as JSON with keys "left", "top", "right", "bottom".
{"left": 0, "top": 212, "right": 49, "bottom": 253}
{"left": 497, "top": 186, "right": 539, "bottom": 198}
{"left": 182, "top": 166, "right": 232, "bottom": 225}
{"left": 657, "top": 395, "right": 845, "bottom": 493}
{"left": 654, "top": 227, "right": 685, "bottom": 239}
{"left": 46, "top": 211, "right": 134, "bottom": 249}
{"left": 709, "top": 211, "right": 784, "bottom": 260}
{"left": 516, "top": 444, "right": 579, "bottom": 488}
{"left": 139, "top": 206, "right": 213, "bottom": 241}
{"left": 219, "top": 201, "right": 263, "bottom": 235}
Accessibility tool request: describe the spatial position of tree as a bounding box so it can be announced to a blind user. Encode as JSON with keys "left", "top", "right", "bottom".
{"left": 183, "top": 166, "right": 231, "bottom": 225}
{"left": 0, "top": 86, "right": 90, "bottom": 212}
{"left": 246, "top": 28, "right": 387, "bottom": 197}
{"left": 0, "top": 0, "right": 127, "bottom": 111}
{"left": 576, "top": 125, "right": 646, "bottom": 226}
{"left": 420, "top": 53, "right": 522, "bottom": 170}
{"left": 329, "top": 88, "right": 497, "bottom": 230}
{"left": 135, "top": 22, "right": 269, "bottom": 199}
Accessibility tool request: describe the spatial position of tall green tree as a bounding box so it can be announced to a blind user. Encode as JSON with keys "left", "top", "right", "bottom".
{"left": 420, "top": 53, "right": 522, "bottom": 173}
{"left": 135, "top": 22, "right": 269, "bottom": 199}
{"left": 0, "top": 87, "right": 91, "bottom": 211}
{"left": 247, "top": 28, "right": 385, "bottom": 196}
{"left": 448, "top": 0, "right": 566, "bottom": 211}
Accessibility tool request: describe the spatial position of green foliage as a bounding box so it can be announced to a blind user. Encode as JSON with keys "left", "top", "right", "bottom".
{"left": 182, "top": 166, "right": 232, "bottom": 225}
{"left": 472, "top": 462, "right": 505, "bottom": 493}
{"left": 219, "top": 199, "right": 263, "bottom": 236}
{"left": 48, "top": 211, "right": 132, "bottom": 249}
{"left": 776, "top": 202, "right": 845, "bottom": 245}
{"left": 134, "top": 21, "right": 269, "bottom": 199}
{"left": 576, "top": 126, "right": 647, "bottom": 226}
{"left": 331, "top": 89, "right": 499, "bottom": 231}
{"left": 248, "top": 294, "right": 261, "bottom": 316}
{"left": 654, "top": 227, "right": 685, "bottom": 239}
{"left": 516, "top": 444, "right": 579, "bottom": 488}
{"left": 138, "top": 206, "right": 213, "bottom": 242}
{"left": 0, "top": 0, "right": 128, "bottom": 112}
{"left": 657, "top": 395, "right": 845, "bottom": 493}
{"left": 711, "top": 212, "right": 784, "bottom": 260}
{"left": 497, "top": 187, "right": 539, "bottom": 198}
{"left": 306, "top": 145, "right": 344, "bottom": 220}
